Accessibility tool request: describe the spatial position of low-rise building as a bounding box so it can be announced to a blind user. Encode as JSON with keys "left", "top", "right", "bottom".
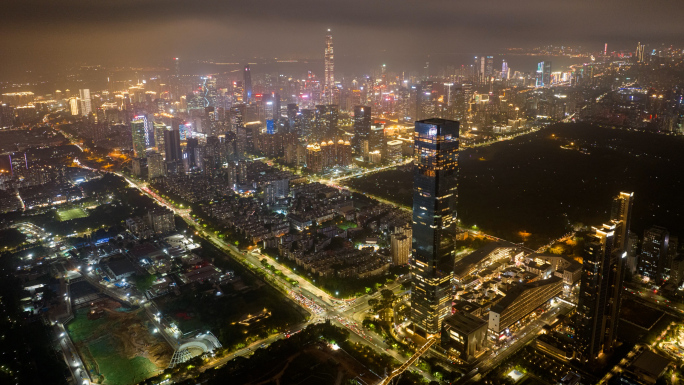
{"left": 441, "top": 311, "right": 488, "bottom": 361}
{"left": 488, "top": 276, "right": 563, "bottom": 334}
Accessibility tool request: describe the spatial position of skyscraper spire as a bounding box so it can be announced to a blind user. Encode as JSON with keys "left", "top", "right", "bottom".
{"left": 324, "top": 29, "right": 334, "bottom": 104}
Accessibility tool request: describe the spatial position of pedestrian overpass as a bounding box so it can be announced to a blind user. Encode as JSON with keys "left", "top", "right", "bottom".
{"left": 378, "top": 337, "right": 437, "bottom": 385}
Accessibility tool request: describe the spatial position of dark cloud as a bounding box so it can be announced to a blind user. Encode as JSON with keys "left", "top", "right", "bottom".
{"left": 1, "top": 0, "right": 682, "bottom": 76}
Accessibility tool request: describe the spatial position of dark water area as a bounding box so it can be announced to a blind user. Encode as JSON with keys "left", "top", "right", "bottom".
{"left": 347, "top": 123, "right": 684, "bottom": 245}
{"left": 184, "top": 53, "right": 586, "bottom": 79}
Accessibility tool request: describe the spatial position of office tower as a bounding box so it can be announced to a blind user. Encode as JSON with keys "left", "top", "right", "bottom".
{"left": 353, "top": 105, "right": 372, "bottom": 157}
{"left": 243, "top": 65, "right": 253, "bottom": 102}
{"left": 636, "top": 42, "right": 646, "bottom": 63}
{"left": 604, "top": 43, "right": 608, "bottom": 56}
{"left": 79, "top": 89, "right": 92, "bottom": 116}
{"left": 639, "top": 226, "right": 670, "bottom": 281}
{"left": 611, "top": 192, "right": 634, "bottom": 252}
{"left": 410, "top": 118, "right": 459, "bottom": 336}
{"left": 501, "top": 60, "right": 510, "bottom": 80}
{"left": 625, "top": 232, "right": 639, "bottom": 275}
{"left": 230, "top": 104, "right": 246, "bottom": 132}
{"left": 164, "top": 127, "right": 182, "bottom": 162}
{"left": 575, "top": 192, "right": 633, "bottom": 362}
{"left": 186, "top": 137, "right": 199, "bottom": 168}
{"left": 201, "top": 76, "right": 218, "bottom": 108}
{"left": 485, "top": 56, "right": 494, "bottom": 83}
{"left": 324, "top": 30, "right": 335, "bottom": 104}
{"left": 535, "top": 61, "right": 552, "bottom": 87}
{"left": 131, "top": 115, "right": 149, "bottom": 158}
{"left": 286, "top": 103, "right": 299, "bottom": 131}
{"left": 153, "top": 123, "right": 166, "bottom": 158}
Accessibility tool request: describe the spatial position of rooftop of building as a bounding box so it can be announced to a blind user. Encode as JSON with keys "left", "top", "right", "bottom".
{"left": 631, "top": 350, "right": 671, "bottom": 379}
{"left": 491, "top": 276, "right": 562, "bottom": 314}
{"left": 453, "top": 242, "right": 516, "bottom": 278}
{"left": 443, "top": 311, "right": 487, "bottom": 334}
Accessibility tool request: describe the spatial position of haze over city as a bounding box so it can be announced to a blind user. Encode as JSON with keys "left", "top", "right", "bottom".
{"left": 1, "top": 2, "right": 684, "bottom": 385}
{"left": 2, "top": 0, "right": 684, "bottom": 77}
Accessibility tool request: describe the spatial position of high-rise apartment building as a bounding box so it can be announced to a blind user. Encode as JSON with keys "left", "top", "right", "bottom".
{"left": 324, "top": 30, "right": 335, "bottom": 104}
{"left": 147, "top": 152, "right": 166, "bottom": 179}
{"left": 69, "top": 98, "right": 80, "bottom": 116}
{"left": 410, "top": 118, "right": 459, "bottom": 336}
{"left": 314, "top": 104, "right": 339, "bottom": 141}
{"left": 146, "top": 208, "right": 175, "bottom": 234}
{"left": 575, "top": 192, "right": 633, "bottom": 362}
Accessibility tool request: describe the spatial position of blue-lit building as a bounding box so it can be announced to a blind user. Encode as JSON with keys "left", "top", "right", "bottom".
{"left": 536, "top": 61, "right": 552, "bottom": 87}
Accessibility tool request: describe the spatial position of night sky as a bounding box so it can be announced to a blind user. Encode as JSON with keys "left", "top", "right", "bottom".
{"left": 1, "top": 0, "right": 683, "bottom": 76}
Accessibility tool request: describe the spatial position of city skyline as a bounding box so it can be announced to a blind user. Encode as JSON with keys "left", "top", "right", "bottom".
{"left": 1, "top": 1, "right": 684, "bottom": 78}
{"left": 2, "top": 2, "right": 684, "bottom": 384}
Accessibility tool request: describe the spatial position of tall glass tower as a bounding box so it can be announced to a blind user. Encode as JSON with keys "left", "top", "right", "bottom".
{"left": 131, "top": 115, "right": 149, "bottom": 158}
{"left": 575, "top": 192, "right": 633, "bottom": 362}
{"left": 324, "top": 30, "right": 334, "bottom": 104}
{"left": 243, "top": 65, "right": 252, "bottom": 102}
{"left": 410, "top": 118, "right": 459, "bottom": 336}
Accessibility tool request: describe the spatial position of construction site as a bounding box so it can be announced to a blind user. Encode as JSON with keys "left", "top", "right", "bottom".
{"left": 67, "top": 299, "right": 173, "bottom": 385}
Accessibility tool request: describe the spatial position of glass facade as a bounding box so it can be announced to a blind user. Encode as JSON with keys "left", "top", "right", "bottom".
{"left": 575, "top": 192, "right": 633, "bottom": 362}
{"left": 410, "top": 118, "right": 459, "bottom": 335}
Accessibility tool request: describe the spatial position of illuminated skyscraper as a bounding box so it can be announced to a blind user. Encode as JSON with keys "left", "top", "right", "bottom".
{"left": 79, "top": 89, "right": 92, "bottom": 116}
{"left": 410, "top": 118, "right": 459, "bottom": 336}
{"left": 131, "top": 116, "right": 150, "bottom": 158}
{"left": 636, "top": 42, "right": 646, "bottom": 63}
{"left": 501, "top": 60, "right": 510, "bottom": 80}
{"left": 575, "top": 192, "right": 633, "bottom": 362}
{"left": 353, "top": 105, "right": 371, "bottom": 157}
{"left": 535, "top": 61, "right": 552, "bottom": 87}
{"left": 243, "top": 65, "right": 253, "bottom": 102}
{"left": 69, "top": 98, "right": 79, "bottom": 116}
{"left": 485, "top": 56, "right": 494, "bottom": 82}
{"left": 324, "top": 30, "right": 335, "bottom": 104}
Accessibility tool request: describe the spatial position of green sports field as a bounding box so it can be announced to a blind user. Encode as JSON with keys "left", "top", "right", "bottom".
{"left": 56, "top": 207, "right": 88, "bottom": 221}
